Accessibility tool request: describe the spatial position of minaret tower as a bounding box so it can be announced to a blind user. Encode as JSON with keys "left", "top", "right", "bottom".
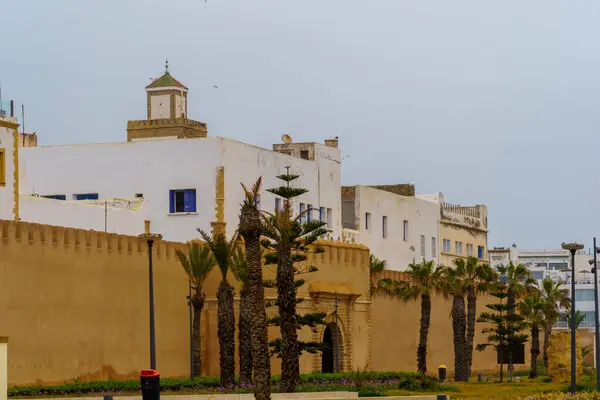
{"left": 126, "top": 60, "right": 208, "bottom": 141}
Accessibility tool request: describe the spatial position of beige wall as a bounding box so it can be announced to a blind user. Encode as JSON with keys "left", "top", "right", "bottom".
{"left": 0, "top": 217, "right": 519, "bottom": 386}
{"left": 370, "top": 270, "right": 530, "bottom": 374}
{"left": 0, "top": 219, "right": 371, "bottom": 385}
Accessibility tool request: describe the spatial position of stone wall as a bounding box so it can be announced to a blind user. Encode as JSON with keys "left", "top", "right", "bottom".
{"left": 0, "top": 220, "right": 370, "bottom": 385}
{"left": 370, "top": 270, "right": 530, "bottom": 374}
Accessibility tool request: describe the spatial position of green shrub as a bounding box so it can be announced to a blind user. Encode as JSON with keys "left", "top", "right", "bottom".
{"left": 358, "top": 387, "right": 383, "bottom": 397}
{"left": 398, "top": 374, "right": 439, "bottom": 391}
{"left": 8, "top": 371, "right": 442, "bottom": 397}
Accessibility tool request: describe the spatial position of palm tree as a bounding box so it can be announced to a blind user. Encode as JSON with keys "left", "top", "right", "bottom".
{"left": 378, "top": 259, "right": 444, "bottom": 374}
{"left": 369, "top": 254, "right": 386, "bottom": 294}
{"left": 230, "top": 247, "right": 252, "bottom": 385}
{"left": 197, "top": 229, "right": 238, "bottom": 388}
{"left": 540, "top": 278, "right": 571, "bottom": 370}
{"left": 239, "top": 178, "right": 271, "bottom": 400}
{"left": 442, "top": 265, "right": 469, "bottom": 382}
{"left": 567, "top": 310, "right": 586, "bottom": 329}
{"left": 453, "top": 257, "right": 497, "bottom": 377}
{"left": 175, "top": 242, "right": 216, "bottom": 378}
{"left": 518, "top": 293, "right": 544, "bottom": 378}
{"left": 262, "top": 170, "right": 328, "bottom": 392}
{"left": 503, "top": 262, "right": 538, "bottom": 310}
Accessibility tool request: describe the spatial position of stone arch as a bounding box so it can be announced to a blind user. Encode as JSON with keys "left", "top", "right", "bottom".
{"left": 321, "top": 322, "right": 344, "bottom": 373}
{"left": 313, "top": 311, "right": 347, "bottom": 373}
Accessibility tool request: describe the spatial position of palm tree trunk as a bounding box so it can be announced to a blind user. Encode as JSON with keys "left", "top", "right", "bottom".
{"left": 217, "top": 281, "right": 236, "bottom": 388}
{"left": 529, "top": 323, "right": 540, "bottom": 379}
{"left": 238, "top": 289, "right": 253, "bottom": 385}
{"left": 278, "top": 249, "right": 300, "bottom": 393}
{"left": 191, "top": 293, "right": 205, "bottom": 378}
{"left": 466, "top": 288, "right": 477, "bottom": 378}
{"left": 417, "top": 294, "right": 431, "bottom": 375}
{"left": 239, "top": 198, "right": 271, "bottom": 400}
{"left": 543, "top": 325, "right": 551, "bottom": 371}
{"left": 452, "top": 295, "right": 469, "bottom": 382}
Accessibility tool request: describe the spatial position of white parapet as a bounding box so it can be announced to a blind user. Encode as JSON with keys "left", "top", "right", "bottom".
{"left": 0, "top": 337, "right": 7, "bottom": 400}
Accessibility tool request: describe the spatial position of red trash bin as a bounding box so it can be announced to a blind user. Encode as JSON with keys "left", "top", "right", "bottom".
{"left": 140, "top": 369, "right": 160, "bottom": 400}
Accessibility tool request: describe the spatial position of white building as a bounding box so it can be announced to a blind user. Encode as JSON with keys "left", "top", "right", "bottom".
{"left": 17, "top": 67, "right": 343, "bottom": 242}
{"left": 489, "top": 247, "right": 596, "bottom": 329}
{"left": 341, "top": 184, "right": 440, "bottom": 271}
{"left": 0, "top": 115, "right": 18, "bottom": 221}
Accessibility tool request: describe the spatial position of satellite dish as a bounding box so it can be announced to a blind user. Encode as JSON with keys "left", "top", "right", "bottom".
{"left": 281, "top": 134, "right": 293, "bottom": 144}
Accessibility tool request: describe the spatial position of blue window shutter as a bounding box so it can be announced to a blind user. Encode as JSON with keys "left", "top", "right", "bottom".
{"left": 184, "top": 189, "right": 196, "bottom": 212}
{"left": 478, "top": 246, "right": 483, "bottom": 259}
{"left": 191, "top": 190, "right": 197, "bottom": 212}
{"left": 169, "top": 190, "right": 175, "bottom": 213}
{"left": 89, "top": 193, "right": 98, "bottom": 200}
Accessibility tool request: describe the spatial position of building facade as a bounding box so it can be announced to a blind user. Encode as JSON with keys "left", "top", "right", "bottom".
{"left": 438, "top": 197, "right": 488, "bottom": 267}
{"left": 18, "top": 68, "right": 342, "bottom": 243}
{"left": 341, "top": 184, "right": 439, "bottom": 271}
{"left": 0, "top": 116, "right": 18, "bottom": 222}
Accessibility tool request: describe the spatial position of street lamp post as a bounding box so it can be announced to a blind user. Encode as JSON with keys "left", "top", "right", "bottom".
{"left": 589, "top": 238, "right": 600, "bottom": 391}
{"left": 562, "top": 242, "right": 584, "bottom": 394}
{"left": 138, "top": 220, "right": 163, "bottom": 371}
{"left": 334, "top": 296, "right": 340, "bottom": 373}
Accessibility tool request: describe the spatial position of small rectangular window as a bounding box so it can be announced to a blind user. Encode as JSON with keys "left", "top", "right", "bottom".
{"left": 431, "top": 237, "right": 437, "bottom": 257}
{"left": 300, "top": 150, "right": 309, "bottom": 160}
{"left": 319, "top": 207, "right": 326, "bottom": 222}
{"left": 478, "top": 246, "right": 484, "bottom": 259}
{"left": 299, "top": 203, "right": 305, "bottom": 223}
{"left": 0, "top": 148, "right": 5, "bottom": 186}
{"left": 327, "top": 208, "right": 332, "bottom": 228}
{"left": 43, "top": 194, "right": 66, "bottom": 200}
{"left": 307, "top": 204, "right": 313, "bottom": 222}
{"left": 135, "top": 193, "right": 144, "bottom": 198}
{"left": 467, "top": 244, "right": 473, "bottom": 257}
{"left": 455, "top": 241, "right": 463, "bottom": 255}
{"left": 169, "top": 189, "right": 196, "bottom": 213}
{"left": 420, "top": 235, "right": 426, "bottom": 256}
{"left": 365, "top": 212, "right": 371, "bottom": 230}
{"left": 382, "top": 216, "right": 388, "bottom": 238}
{"left": 74, "top": 193, "right": 99, "bottom": 201}
{"left": 275, "top": 198, "right": 281, "bottom": 212}
{"left": 403, "top": 220, "right": 409, "bottom": 241}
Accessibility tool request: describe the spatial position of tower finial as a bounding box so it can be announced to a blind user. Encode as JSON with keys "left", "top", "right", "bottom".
{"left": 165, "top": 58, "right": 169, "bottom": 73}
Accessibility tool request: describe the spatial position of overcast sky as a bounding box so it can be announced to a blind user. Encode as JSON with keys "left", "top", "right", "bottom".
{"left": 2, "top": 0, "right": 599, "bottom": 250}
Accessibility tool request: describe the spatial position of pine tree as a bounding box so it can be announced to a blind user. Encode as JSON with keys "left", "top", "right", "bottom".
{"left": 476, "top": 282, "right": 528, "bottom": 382}
{"left": 262, "top": 166, "right": 329, "bottom": 392}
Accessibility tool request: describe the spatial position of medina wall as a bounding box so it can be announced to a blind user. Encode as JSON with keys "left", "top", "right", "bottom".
{"left": 370, "top": 270, "right": 531, "bottom": 374}
{"left": 0, "top": 219, "right": 370, "bottom": 386}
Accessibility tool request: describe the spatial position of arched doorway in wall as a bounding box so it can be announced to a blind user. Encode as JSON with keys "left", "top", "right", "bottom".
{"left": 321, "top": 323, "right": 342, "bottom": 373}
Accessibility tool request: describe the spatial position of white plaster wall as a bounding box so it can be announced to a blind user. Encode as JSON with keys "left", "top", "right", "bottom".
{"left": 19, "top": 137, "right": 342, "bottom": 242}
{"left": 0, "top": 125, "right": 15, "bottom": 221}
{"left": 220, "top": 140, "right": 342, "bottom": 241}
{"left": 20, "top": 196, "right": 147, "bottom": 235}
{"left": 353, "top": 186, "right": 439, "bottom": 271}
{"left": 150, "top": 95, "right": 170, "bottom": 119}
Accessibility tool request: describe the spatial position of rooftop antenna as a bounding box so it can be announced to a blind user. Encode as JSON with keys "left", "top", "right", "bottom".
{"left": 165, "top": 58, "right": 169, "bottom": 73}
{"left": 0, "top": 81, "right": 3, "bottom": 112}
{"left": 22, "top": 104, "right": 25, "bottom": 135}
